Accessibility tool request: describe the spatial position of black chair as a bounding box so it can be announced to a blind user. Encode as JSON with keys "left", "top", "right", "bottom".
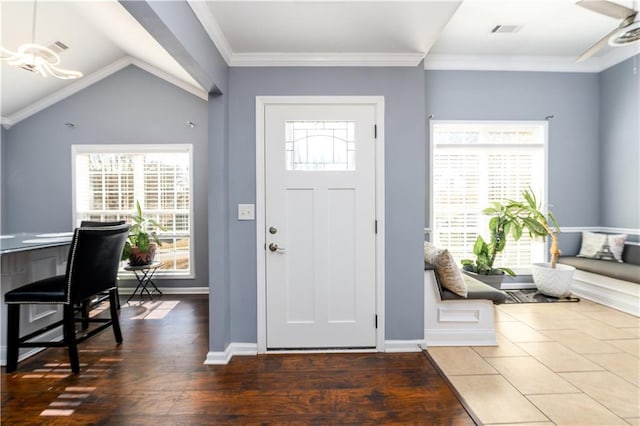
{"left": 80, "top": 220, "right": 126, "bottom": 227}
{"left": 78, "top": 220, "right": 127, "bottom": 322}
{"left": 4, "top": 224, "right": 130, "bottom": 374}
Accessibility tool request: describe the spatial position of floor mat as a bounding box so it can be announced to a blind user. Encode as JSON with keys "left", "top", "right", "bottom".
{"left": 504, "top": 288, "right": 580, "bottom": 304}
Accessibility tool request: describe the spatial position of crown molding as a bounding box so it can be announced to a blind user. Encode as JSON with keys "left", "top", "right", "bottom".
{"left": 187, "top": 0, "right": 233, "bottom": 65}
{"left": 425, "top": 47, "right": 639, "bottom": 73}
{"left": 424, "top": 54, "right": 602, "bottom": 73}
{"left": 1, "top": 116, "right": 13, "bottom": 129}
{"left": 2, "top": 56, "right": 207, "bottom": 129}
{"left": 4, "top": 57, "right": 131, "bottom": 129}
{"left": 230, "top": 52, "right": 425, "bottom": 67}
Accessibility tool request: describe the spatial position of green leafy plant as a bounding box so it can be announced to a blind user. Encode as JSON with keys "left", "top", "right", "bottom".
{"left": 461, "top": 187, "right": 561, "bottom": 275}
{"left": 121, "top": 201, "right": 167, "bottom": 262}
{"left": 510, "top": 188, "right": 562, "bottom": 268}
{"left": 461, "top": 200, "right": 522, "bottom": 277}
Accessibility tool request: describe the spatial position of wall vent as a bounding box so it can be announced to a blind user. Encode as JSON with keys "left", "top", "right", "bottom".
{"left": 491, "top": 25, "right": 521, "bottom": 33}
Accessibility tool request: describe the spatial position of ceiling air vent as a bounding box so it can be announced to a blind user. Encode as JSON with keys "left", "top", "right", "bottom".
{"left": 491, "top": 25, "right": 521, "bottom": 34}
{"left": 49, "top": 41, "right": 69, "bottom": 54}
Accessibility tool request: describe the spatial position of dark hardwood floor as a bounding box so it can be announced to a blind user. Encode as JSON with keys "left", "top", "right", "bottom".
{"left": 2, "top": 295, "right": 474, "bottom": 424}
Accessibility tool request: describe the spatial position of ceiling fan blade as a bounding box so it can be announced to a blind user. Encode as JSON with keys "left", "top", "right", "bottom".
{"left": 576, "top": 0, "right": 636, "bottom": 20}
{"left": 577, "top": 26, "right": 621, "bottom": 61}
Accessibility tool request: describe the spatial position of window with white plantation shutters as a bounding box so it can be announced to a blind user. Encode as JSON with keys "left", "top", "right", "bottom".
{"left": 431, "top": 122, "right": 546, "bottom": 272}
{"left": 73, "top": 145, "right": 193, "bottom": 277}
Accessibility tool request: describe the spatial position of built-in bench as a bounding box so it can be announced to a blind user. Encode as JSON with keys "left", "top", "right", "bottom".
{"left": 558, "top": 243, "right": 640, "bottom": 317}
{"left": 423, "top": 262, "right": 505, "bottom": 347}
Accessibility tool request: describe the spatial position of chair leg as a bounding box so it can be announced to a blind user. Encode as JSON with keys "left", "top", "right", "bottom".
{"left": 115, "top": 286, "right": 121, "bottom": 310}
{"left": 81, "top": 300, "right": 90, "bottom": 330}
{"left": 63, "top": 304, "right": 80, "bottom": 374}
{"left": 6, "top": 304, "right": 20, "bottom": 373}
{"left": 109, "top": 289, "right": 123, "bottom": 343}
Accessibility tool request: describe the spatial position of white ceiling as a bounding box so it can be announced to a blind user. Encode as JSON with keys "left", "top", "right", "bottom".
{"left": 192, "top": 1, "right": 460, "bottom": 65}
{"left": 2, "top": 0, "right": 639, "bottom": 127}
{"left": 0, "top": 0, "right": 203, "bottom": 125}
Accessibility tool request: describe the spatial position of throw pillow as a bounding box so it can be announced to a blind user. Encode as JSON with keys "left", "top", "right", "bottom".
{"left": 424, "top": 242, "right": 467, "bottom": 297}
{"left": 578, "top": 231, "right": 627, "bottom": 263}
{"left": 424, "top": 241, "right": 441, "bottom": 265}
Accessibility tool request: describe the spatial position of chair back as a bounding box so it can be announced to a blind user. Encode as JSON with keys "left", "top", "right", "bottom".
{"left": 65, "top": 224, "right": 130, "bottom": 304}
{"left": 80, "top": 220, "right": 126, "bottom": 227}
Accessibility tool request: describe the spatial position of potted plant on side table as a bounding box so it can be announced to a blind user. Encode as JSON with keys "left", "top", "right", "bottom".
{"left": 121, "top": 201, "right": 167, "bottom": 266}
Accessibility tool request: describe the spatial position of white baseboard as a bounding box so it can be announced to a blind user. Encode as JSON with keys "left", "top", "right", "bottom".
{"left": 118, "top": 287, "right": 209, "bottom": 295}
{"left": 204, "top": 343, "right": 258, "bottom": 365}
{"left": 384, "top": 340, "right": 425, "bottom": 353}
{"left": 204, "top": 340, "right": 426, "bottom": 365}
{"left": 0, "top": 328, "right": 63, "bottom": 366}
{"left": 570, "top": 271, "right": 639, "bottom": 317}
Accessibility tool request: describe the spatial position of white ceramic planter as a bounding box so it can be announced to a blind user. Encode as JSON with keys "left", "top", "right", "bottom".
{"left": 531, "top": 262, "right": 576, "bottom": 298}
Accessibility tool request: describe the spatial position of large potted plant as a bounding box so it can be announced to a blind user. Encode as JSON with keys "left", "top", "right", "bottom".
{"left": 461, "top": 200, "right": 523, "bottom": 288}
{"left": 121, "top": 201, "right": 166, "bottom": 266}
{"left": 511, "top": 189, "right": 575, "bottom": 297}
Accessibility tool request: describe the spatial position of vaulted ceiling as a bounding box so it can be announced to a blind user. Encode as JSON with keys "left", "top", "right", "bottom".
{"left": 2, "top": 0, "right": 639, "bottom": 128}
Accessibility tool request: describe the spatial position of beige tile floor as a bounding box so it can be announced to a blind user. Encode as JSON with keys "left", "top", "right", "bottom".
{"left": 428, "top": 298, "right": 640, "bottom": 426}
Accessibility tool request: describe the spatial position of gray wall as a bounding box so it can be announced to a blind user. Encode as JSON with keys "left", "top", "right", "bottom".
{"left": 425, "top": 70, "right": 602, "bottom": 255}
{"left": 1, "top": 65, "right": 209, "bottom": 288}
{"left": 208, "top": 92, "right": 231, "bottom": 350}
{"left": 224, "top": 65, "right": 427, "bottom": 346}
{"left": 599, "top": 54, "right": 640, "bottom": 230}
{"left": 1, "top": 127, "right": 6, "bottom": 232}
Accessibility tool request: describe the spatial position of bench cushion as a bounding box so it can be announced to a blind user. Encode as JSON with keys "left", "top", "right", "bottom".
{"left": 426, "top": 262, "right": 506, "bottom": 304}
{"left": 559, "top": 257, "right": 640, "bottom": 284}
{"left": 622, "top": 244, "right": 640, "bottom": 265}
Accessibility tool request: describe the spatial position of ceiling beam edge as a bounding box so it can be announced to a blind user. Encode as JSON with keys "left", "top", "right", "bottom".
{"left": 119, "top": 0, "right": 227, "bottom": 94}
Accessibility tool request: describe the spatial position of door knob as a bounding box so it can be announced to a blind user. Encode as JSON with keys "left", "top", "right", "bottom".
{"left": 269, "top": 243, "right": 285, "bottom": 253}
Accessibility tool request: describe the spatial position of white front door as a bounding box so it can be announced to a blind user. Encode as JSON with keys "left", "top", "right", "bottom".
{"left": 264, "top": 102, "right": 377, "bottom": 349}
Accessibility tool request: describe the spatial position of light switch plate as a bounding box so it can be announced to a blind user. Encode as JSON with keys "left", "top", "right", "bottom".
{"left": 238, "top": 204, "right": 255, "bottom": 221}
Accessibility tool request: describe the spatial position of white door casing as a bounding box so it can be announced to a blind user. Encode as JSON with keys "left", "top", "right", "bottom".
{"left": 256, "top": 96, "right": 385, "bottom": 352}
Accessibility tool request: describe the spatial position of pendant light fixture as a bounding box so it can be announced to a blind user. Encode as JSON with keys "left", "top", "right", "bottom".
{"left": 0, "top": 0, "right": 82, "bottom": 79}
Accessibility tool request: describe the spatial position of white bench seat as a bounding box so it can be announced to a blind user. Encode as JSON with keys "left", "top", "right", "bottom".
{"left": 423, "top": 264, "right": 505, "bottom": 347}
{"left": 558, "top": 243, "right": 640, "bottom": 317}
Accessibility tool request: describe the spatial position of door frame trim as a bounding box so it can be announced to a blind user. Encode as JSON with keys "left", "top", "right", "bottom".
{"left": 255, "top": 96, "right": 385, "bottom": 353}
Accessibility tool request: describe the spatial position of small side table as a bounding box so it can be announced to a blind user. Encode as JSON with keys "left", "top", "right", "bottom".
{"left": 125, "top": 261, "right": 163, "bottom": 303}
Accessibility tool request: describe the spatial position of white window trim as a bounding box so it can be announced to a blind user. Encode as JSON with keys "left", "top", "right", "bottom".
{"left": 71, "top": 144, "right": 195, "bottom": 279}
{"left": 429, "top": 120, "right": 550, "bottom": 275}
